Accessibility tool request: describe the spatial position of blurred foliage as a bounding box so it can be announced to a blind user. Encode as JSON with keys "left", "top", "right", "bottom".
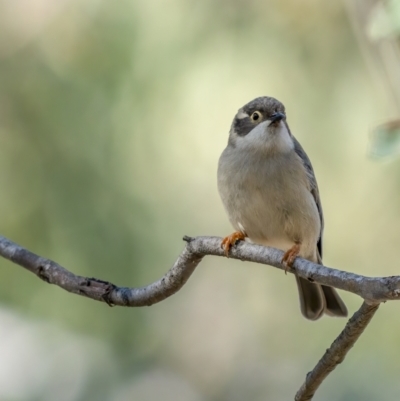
{"left": 357, "top": 0, "right": 400, "bottom": 158}
{"left": 367, "top": 0, "right": 400, "bottom": 40}
{"left": 348, "top": 0, "right": 400, "bottom": 122}
{"left": 370, "top": 120, "right": 400, "bottom": 158}
{"left": 0, "top": 0, "right": 400, "bottom": 400}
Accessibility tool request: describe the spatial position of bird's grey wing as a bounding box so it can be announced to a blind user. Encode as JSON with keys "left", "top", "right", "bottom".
{"left": 292, "top": 136, "right": 324, "bottom": 259}
{"left": 292, "top": 136, "right": 348, "bottom": 317}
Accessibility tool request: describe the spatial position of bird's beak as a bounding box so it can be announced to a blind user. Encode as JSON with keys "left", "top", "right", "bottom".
{"left": 269, "top": 112, "right": 286, "bottom": 124}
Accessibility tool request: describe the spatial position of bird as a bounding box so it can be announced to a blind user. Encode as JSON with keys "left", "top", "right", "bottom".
{"left": 217, "top": 96, "right": 347, "bottom": 320}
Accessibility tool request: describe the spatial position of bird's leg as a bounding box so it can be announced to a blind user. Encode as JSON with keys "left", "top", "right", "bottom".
{"left": 221, "top": 231, "right": 247, "bottom": 256}
{"left": 282, "top": 242, "right": 301, "bottom": 274}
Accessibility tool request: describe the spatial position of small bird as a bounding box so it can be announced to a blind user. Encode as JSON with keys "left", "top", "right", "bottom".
{"left": 217, "top": 96, "right": 347, "bottom": 320}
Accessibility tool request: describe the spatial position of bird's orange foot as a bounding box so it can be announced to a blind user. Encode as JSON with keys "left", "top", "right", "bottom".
{"left": 221, "top": 231, "right": 246, "bottom": 256}
{"left": 282, "top": 242, "right": 301, "bottom": 274}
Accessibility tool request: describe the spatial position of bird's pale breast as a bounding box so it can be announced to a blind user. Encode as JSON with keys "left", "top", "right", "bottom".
{"left": 218, "top": 148, "right": 321, "bottom": 260}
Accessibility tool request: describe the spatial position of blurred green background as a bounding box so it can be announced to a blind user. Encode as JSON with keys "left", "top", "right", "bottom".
{"left": 1, "top": 1, "right": 400, "bottom": 400}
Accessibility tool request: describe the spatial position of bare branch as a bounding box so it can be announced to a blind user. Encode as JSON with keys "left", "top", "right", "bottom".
{"left": 295, "top": 301, "right": 380, "bottom": 401}
{"left": 1, "top": 234, "right": 400, "bottom": 306}
{"left": 0, "top": 233, "right": 390, "bottom": 399}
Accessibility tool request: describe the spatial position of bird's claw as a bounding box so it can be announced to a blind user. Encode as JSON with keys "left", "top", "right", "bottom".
{"left": 282, "top": 243, "right": 301, "bottom": 274}
{"left": 221, "top": 231, "right": 246, "bottom": 256}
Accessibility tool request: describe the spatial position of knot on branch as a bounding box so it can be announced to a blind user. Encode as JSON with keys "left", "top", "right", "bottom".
{"left": 37, "top": 265, "right": 50, "bottom": 283}
{"left": 83, "top": 277, "right": 117, "bottom": 307}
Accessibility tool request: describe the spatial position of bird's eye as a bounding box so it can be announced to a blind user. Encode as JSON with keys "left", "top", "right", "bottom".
{"left": 250, "top": 111, "right": 262, "bottom": 122}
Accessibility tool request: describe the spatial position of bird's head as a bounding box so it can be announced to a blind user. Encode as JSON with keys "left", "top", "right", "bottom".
{"left": 228, "top": 96, "right": 293, "bottom": 154}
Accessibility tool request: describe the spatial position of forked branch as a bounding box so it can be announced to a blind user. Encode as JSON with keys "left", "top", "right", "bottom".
{"left": 0, "top": 234, "right": 390, "bottom": 400}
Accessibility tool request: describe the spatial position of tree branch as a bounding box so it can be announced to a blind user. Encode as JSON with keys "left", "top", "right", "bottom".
{"left": 0, "top": 233, "right": 390, "bottom": 399}
{"left": 295, "top": 301, "right": 380, "bottom": 401}
{"left": 1, "top": 234, "right": 400, "bottom": 306}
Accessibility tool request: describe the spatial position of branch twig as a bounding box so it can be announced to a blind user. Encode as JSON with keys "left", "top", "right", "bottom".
{"left": 0, "top": 234, "right": 399, "bottom": 306}
{"left": 295, "top": 301, "right": 380, "bottom": 401}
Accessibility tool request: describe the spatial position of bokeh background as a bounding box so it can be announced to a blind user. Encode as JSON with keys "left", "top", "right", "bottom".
{"left": 1, "top": 1, "right": 400, "bottom": 400}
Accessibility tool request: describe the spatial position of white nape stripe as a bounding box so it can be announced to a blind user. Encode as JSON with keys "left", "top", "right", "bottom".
{"left": 236, "top": 112, "right": 249, "bottom": 119}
